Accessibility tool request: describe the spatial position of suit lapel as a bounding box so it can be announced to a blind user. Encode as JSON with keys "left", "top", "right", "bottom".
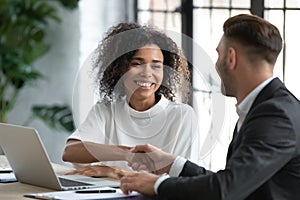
{"left": 226, "top": 78, "right": 284, "bottom": 162}
{"left": 226, "top": 123, "right": 238, "bottom": 162}
{"left": 239, "top": 78, "right": 284, "bottom": 133}
{"left": 250, "top": 78, "right": 283, "bottom": 110}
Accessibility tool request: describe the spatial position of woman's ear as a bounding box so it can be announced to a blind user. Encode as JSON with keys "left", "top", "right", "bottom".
{"left": 227, "top": 47, "right": 237, "bottom": 69}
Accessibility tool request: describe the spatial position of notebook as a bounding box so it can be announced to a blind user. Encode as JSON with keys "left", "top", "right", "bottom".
{"left": 0, "top": 123, "right": 120, "bottom": 190}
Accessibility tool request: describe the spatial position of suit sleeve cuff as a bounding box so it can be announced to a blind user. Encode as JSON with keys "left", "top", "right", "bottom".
{"left": 154, "top": 173, "right": 170, "bottom": 194}
{"left": 154, "top": 156, "right": 187, "bottom": 194}
{"left": 169, "top": 156, "right": 187, "bottom": 177}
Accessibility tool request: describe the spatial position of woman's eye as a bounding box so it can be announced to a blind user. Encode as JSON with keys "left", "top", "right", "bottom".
{"left": 152, "top": 65, "right": 162, "bottom": 69}
{"left": 131, "top": 62, "right": 141, "bottom": 66}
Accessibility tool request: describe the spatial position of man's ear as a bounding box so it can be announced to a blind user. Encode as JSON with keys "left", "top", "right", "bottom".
{"left": 227, "top": 47, "right": 237, "bottom": 69}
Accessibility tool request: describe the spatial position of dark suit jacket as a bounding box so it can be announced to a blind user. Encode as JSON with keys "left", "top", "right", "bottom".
{"left": 158, "top": 78, "right": 300, "bottom": 200}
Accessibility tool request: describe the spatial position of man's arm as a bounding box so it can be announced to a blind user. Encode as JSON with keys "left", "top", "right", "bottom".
{"left": 121, "top": 102, "right": 296, "bottom": 199}
{"left": 180, "top": 160, "right": 212, "bottom": 177}
{"left": 120, "top": 161, "right": 216, "bottom": 198}
{"left": 157, "top": 103, "right": 296, "bottom": 200}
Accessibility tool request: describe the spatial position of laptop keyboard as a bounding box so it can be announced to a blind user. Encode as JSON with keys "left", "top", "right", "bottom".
{"left": 58, "top": 177, "right": 92, "bottom": 187}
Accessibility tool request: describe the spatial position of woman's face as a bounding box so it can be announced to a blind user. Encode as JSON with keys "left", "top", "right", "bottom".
{"left": 124, "top": 44, "right": 164, "bottom": 102}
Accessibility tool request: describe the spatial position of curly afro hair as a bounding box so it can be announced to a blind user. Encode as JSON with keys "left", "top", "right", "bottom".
{"left": 93, "top": 22, "right": 191, "bottom": 103}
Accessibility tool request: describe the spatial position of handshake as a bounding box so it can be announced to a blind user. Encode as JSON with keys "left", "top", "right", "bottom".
{"left": 65, "top": 144, "right": 175, "bottom": 196}
{"left": 125, "top": 144, "right": 176, "bottom": 175}
{"left": 65, "top": 144, "right": 176, "bottom": 179}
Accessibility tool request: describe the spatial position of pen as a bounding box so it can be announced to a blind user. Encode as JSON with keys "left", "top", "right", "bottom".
{"left": 75, "top": 189, "right": 116, "bottom": 194}
{"left": 24, "top": 194, "right": 58, "bottom": 200}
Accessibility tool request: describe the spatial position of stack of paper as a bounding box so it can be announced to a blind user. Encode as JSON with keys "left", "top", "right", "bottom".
{"left": 24, "top": 187, "right": 141, "bottom": 200}
{"left": 0, "top": 167, "right": 17, "bottom": 183}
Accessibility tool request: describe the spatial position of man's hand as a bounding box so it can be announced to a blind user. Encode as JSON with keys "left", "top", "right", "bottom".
{"left": 120, "top": 171, "right": 159, "bottom": 196}
{"left": 65, "top": 165, "right": 133, "bottom": 180}
{"left": 127, "top": 144, "right": 176, "bottom": 175}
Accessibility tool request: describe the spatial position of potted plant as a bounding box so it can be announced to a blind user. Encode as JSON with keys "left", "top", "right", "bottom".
{"left": 0, "top": 0, "right": 78, "bottom": 131}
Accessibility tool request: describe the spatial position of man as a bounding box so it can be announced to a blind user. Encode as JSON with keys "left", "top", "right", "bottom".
{"left": 120, "top": 14, "right": 300, "bottom": 200}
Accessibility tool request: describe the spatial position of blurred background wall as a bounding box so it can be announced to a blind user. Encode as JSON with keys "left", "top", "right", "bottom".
{"left": 6, "top": 0, "right": 134, "bottom": 165}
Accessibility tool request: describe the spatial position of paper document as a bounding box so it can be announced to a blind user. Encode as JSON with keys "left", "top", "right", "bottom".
{"left": 24, "top": 187, "right": 141, "bottom": 200}
{"left": 0, "top": 172, "right": 17, "bottom": 183}
{"left": 0, "top": 167, "right": 13, "bottom": 173}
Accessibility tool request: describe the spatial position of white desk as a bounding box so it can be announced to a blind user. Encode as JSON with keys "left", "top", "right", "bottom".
{"left": 0, "top": 156, "right": 152, "bottom": 200}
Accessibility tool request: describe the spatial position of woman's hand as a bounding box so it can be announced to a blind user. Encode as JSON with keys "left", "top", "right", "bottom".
{"left": 65, "top": 165, "right": 133, "bottom": 180}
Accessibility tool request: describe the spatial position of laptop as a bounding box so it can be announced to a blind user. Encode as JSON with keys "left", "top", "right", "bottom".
{"left": 0, "top": 123, "right": 120, "bottom": 190}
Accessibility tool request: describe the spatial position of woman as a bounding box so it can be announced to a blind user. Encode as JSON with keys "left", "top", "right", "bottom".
{"left": 62, "top": 22, "right": 199, "bottom": 178}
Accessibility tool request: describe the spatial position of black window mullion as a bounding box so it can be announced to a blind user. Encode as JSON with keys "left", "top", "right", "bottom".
{"left": 181, "top": 0, "right": 194, "bottom": 106}
{"left": 250, "top": 0, "right": 264, "bottom": 17}
{"left": 133, "top": 0, "right": 138, "bottom": 22}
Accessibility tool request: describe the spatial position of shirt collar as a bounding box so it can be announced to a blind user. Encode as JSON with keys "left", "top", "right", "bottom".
{"left": 236, "top": 77, "right": 275, "bottom": 118}
{"left": 124, "top": 95, "right": 169, "bottom": 118}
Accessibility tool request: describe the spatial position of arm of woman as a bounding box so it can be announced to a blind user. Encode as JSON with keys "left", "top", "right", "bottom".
{"left": 62, "top": 139, "right": 133, "bottom": 163}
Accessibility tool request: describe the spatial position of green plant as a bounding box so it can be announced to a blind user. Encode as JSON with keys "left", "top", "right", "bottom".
{"left": 23, "top": 104, "right": 75, "bottom": 132}
{"left": 0, "top": 0, "right": 78, "bottom": 130}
